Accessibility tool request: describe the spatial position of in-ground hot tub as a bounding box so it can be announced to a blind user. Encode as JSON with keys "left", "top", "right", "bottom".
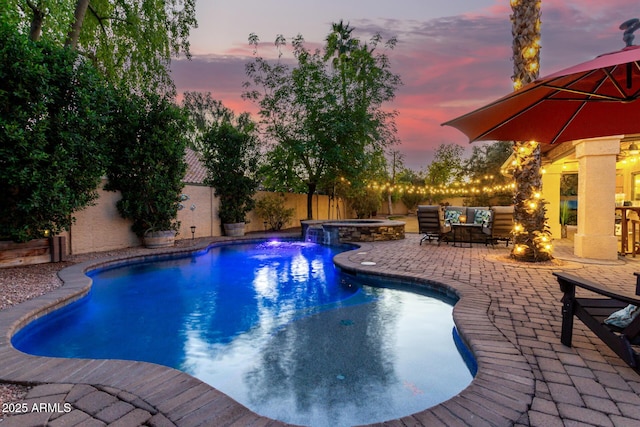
{"left": 301, "top": 219, "right": 405, "bottom": 244}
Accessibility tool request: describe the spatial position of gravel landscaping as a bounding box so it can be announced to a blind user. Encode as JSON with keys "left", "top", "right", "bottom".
{"left": 0, "top": 261, "right": 66, "bottom": 418}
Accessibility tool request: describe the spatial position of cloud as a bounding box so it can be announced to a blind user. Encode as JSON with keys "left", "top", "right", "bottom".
{"left": 172, "top": 0, "right": 640, "bottom": 170}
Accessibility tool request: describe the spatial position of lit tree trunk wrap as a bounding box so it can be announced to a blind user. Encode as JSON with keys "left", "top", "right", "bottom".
{"left": 510, "top": 0, "right": 553, "bottom": 262}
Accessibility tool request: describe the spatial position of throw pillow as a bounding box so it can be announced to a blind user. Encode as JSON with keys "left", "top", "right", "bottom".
{"left": 474, "top": 209, "right": 492, "bottom": 225}
{"left": 444, "top": 209, "right": 461, "bottom": 224}
{"left": 604, "top": 304, "right": 640, "bottom": 328}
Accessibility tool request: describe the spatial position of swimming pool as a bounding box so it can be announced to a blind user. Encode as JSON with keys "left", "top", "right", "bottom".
{"left": 13, "top": 240, "right": 474, "bottom": 427}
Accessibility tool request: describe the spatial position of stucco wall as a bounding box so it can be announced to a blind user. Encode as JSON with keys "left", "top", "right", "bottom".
{"left": 63, "top": 177, "right": 494, "bottom": 255}
{"left": 66, "top": 182, "right": 347, "bottom": 254}
{"left": 68, "top": 181, "right": 140, "bottom": 254}
{"left": 245, "top": 192, "right": 348, "bottom": 233}
{"left": 176, "top": 184, "right": 218, "bottom": 239}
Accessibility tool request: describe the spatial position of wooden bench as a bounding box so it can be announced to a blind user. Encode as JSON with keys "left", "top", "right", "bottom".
{"left": 554, "top": 272, "right": 640, "bottom": 371}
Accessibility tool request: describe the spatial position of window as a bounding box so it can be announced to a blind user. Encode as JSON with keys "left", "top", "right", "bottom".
{"left": 632, "top": 173, "right": 640, "bottom": 202}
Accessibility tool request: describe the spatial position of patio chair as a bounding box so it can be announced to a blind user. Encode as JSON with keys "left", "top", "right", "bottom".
{"left": 554, "top": 271, "right": 640, "bottom": 372}
{"left": 485, "top": 206, "right": 514, "bottom": 246}
{"left": 417, "top": 205, "right": 451, "bottom": 245}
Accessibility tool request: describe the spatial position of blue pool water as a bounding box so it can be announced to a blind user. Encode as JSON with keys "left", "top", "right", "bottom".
{"left": 13, "top": 240, "right": 474, "bottom": 427}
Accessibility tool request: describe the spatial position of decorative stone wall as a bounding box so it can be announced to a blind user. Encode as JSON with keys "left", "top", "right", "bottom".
{"left": 302, "top": 220, "right": 405, "bottom": 243}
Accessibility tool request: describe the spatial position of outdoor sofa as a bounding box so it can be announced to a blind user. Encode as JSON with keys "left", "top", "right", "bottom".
{"left": 418, "top": 205, "right": 514, "bottom": 246}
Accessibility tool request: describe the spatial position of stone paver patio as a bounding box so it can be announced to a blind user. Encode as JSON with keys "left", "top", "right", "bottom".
{"left": 1, "top": 232, "right": 640, "bottom": 426}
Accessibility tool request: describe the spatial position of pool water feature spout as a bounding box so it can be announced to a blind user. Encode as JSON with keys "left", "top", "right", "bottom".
{"left": 304, "top": 225, "right": 327, "bottom": 244}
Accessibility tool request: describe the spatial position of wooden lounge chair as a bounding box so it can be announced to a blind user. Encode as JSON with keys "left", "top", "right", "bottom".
{"left": 417, "top": 205, "right": 451, "bottom": 245}
{"left": 554, "top": 271, "right": 640, "bottom": 372}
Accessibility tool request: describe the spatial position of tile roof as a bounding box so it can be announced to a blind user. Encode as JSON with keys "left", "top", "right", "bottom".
{"left": 184, "top": 147, "right": 208, "bottom": 184}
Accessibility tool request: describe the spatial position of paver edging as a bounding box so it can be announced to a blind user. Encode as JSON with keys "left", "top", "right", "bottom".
{"left": 0, "top": 238, "right": 283, "bottom": 426}
{"left": 333, "top": 244, "right": 535, "bottom": 426}
{"left": 2, "top": 236, "right": 534, "bottom": 426}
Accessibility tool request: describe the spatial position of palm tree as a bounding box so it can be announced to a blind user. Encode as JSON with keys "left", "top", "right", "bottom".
{"left": 510, "top": 0, "right": 553, "bottom": 262}
{"left": 324, "top": 20, "right": 356, "bottom": 61}
{"left": 324, "top": 20, "right": 358, "bottom": 107}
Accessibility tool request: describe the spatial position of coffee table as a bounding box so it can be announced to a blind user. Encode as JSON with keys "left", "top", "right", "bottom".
{"left": 451, "top": 223, "right": 483, "bottom": 247}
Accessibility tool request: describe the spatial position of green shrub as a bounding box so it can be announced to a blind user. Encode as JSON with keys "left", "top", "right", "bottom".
{"left": 347, "top": 187, "right": 382, "bottom": 219}
{"left": 0, "top": 23, "right": 112, "bottom": 241}
{"left": 255, "top": 194, "right": 295, "bottom": 231}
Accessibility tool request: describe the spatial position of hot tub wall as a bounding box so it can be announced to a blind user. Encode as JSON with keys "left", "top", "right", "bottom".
{"left": 302, "top": 220, "right": 405, "bottom": 243}
{"left": 327, "top": 223, "right": 405, "bottom": 242}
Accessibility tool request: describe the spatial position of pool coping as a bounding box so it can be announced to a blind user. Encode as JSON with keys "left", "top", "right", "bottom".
{"left": 0, "top": 239, "right": 534, "bottom": 426}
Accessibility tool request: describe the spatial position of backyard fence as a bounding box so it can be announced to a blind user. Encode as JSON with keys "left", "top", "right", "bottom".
{"left": 66, "top": 181, "right": 356, "bottom": 255}
{"left": 1, "top": 179, "right": 423, "bottom": 266}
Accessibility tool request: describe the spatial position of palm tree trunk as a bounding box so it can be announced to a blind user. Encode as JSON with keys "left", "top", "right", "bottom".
{"left": 510, "top": 0, "right": 553, "bottom": 262}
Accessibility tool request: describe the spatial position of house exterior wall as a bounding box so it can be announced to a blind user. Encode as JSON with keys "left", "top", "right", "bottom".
{"left": 176, "top": 184, "right": 218, "bottom": 239}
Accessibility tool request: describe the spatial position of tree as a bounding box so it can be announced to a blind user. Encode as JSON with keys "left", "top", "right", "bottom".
{"left": 383, "top": 149, "right": 404, "bottom": 215}
{"left": 0, "top": 21, "right": 113, "bottom": 241}
{"left": 183, "top": 93, "right": 261, "bottom": 226}
{"left": 510, "top": 0, "right": 552, "bottom": 261}
{"left": 105, "top": 91, "right": 190, "bottom": 237}
{"left": 202, "top": 121, "right": 261, "bottom": 226}
{"left": 396, "top": 168, "right": 426, "bottom": 213}
{"left": 12, "top": 0, "right": 197, "bottom": 94}
{"left": 182, "top": 91, "right": 235, "bottom": 140}
{"left": 463, "top": 141, "right": 513, "bottom": 206}
{"left": 244, "top": 24, "right": 401, "bottom": 219}
{"left": 424, "top": 144, "right": 464, "bottom": 204}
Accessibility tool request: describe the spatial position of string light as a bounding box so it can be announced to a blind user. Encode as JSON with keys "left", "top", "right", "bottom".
{"left": 363, "top": 175, "right": 515, "bottom": 198}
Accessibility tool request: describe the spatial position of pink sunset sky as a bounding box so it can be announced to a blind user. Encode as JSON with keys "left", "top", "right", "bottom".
{"left": 170, "top": 0, "right": 639, "bottom": 170}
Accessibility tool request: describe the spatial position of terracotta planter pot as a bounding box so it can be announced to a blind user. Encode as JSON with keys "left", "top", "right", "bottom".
{"left": 223, "top": 222, "right": 246, "bottom": 237}
{"left": 143, "top": 230, "right": 176, "bottom": 248}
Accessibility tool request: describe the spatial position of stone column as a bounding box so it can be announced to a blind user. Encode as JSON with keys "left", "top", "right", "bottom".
{"left": 573, "top": 136, "right": 621, "bottom": 260}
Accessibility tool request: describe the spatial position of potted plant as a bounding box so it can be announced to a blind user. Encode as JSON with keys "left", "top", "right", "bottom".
{"left": 200, "top": 115, "right": 261, "bottom": 236}
{"left": 182, "top": 93, "right": 261, "bottom": 236}
{"left": 559, "top": 200, "right": 570, "bottom": 239}
{"left": 105, "top": 92, "right": 190, "bottom": 247}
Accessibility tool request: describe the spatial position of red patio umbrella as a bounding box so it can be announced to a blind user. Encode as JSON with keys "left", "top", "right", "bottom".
{"left": 442, "top": 45, "right": 640, "bottom": 144}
